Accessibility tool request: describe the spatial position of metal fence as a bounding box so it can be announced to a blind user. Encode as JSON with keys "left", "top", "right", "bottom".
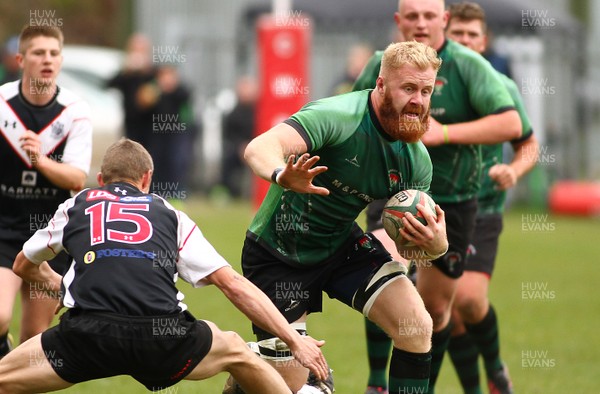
{"left": 134, "top": 0, "right": 594, "bottom": 195}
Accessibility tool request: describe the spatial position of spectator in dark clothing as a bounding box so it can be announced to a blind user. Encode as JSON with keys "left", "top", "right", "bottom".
{"left": 147, "top": 65, "right": 199, "bottom": 199}
{"left": 483, "top": 31, "right": 512, "bottom": 79}
{"left": 0, "top": 36, "right": 20, "bottom": 85}
{"left": 106, "top": 33, "right": 157, "bottom": 147}
{"left": 330, "top": 43, "right": 373, "bottom": 95}
{"left": 220, "top": 76, "right": 257, "bottom": 198}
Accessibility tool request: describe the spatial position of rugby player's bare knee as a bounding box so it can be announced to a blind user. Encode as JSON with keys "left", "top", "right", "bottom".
{"left": 393, "top": 304, "right": 432, "bottom": 352}
{"left": 426, "top": 302, "right": 451, "bottom": 330}
{"left": 456, "top": 296, "right": 488, "bottom": 324}
{"left": 223, "top": 331, "right": 250, "bottom": 357}
{"left": 370, "top": 278, "right": 432, "bottom": 352}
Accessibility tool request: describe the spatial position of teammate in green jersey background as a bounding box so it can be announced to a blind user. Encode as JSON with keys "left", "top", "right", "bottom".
{"left": 444, "top": 3, "right": 539, "bottom": 394}
{"left": 353, "top": 1, "right": 523, "bottom": 393}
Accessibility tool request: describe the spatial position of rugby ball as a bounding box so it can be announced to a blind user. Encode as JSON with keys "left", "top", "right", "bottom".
{"left": 382, "top": 190, "right": 437, "bottom": 246}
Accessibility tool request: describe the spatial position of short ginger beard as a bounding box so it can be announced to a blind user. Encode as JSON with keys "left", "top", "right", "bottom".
{"left": 379, "top": 90, "right": 430, "bottom": 143}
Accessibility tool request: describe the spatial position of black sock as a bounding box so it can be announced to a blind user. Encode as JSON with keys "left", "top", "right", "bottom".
{"left": 365, "top": 318, "right": 392, "bottom": 388}
{"left": 465, "top": 305, "right": 503, "bottom": 377}
{"left": 448, "top": 333, "right": 483, "bottom": 394}
{"left": 388, "top": 347, "right": 431, "bottom": 394}
{"left": 427, "top": 323, "right": 453, "bottom": 394}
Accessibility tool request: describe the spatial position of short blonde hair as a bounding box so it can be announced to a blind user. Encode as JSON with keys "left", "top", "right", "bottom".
{"left": 18, "top": 25, "right": 64, "bottom": 54}
{"left": 380, "top": 41, "right": 442, "bottom": 77}
{"left": 100, "top": 138, "right": 154, "bottom": 184}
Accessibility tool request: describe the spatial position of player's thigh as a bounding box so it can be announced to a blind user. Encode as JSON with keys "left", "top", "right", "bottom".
{"left": 417, "top": 264, "right": 458, "bottom": 307}
{"left": 368, "top": 275, "right": 432, "bottom": 352}
{"left": 19, "top": 289, "right": 58, "bottom": 342}
{"left": 369, "top": 275, "right": 427, "bottom": 328}
{"left": 0, "top": 334, "right": 72, "bottom": 394}
{"left": 416, "top": 264, "right": 458, "bottom": 328}
{"left": 454, "top": 272, "right": 490, "bottom": 322}
{"left": 430, "top": 199, "right": 479, "bottom": 278}
{"left": 185, "top": 320, "right": 249, "bottom": 381}
{"left": 0, "top": 268, "right": 21, "bottom": 327}
{"left": 455, "top": 271, "right": 489, "bottom": 305}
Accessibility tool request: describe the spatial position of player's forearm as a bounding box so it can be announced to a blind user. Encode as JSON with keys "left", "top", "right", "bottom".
{"left": 13, "top": 252, "right": 62, "bottom": 295}
{"left": 244, "top": 134, "right": 288, "bottom": 182}
{"left": 510, "top": 134, "right": 539, "bottom": 179}
{"left": 214, "top": 267, "right": 301, "bottom": 346}
{"left": 231, "top": 281, "right": 300, "bottom": 346}
{"left": 33, "top": 157, "right": 87, "bottom": 191}
{"left": 446, "top": 110, "right": 522, "bottom": 144}
{"left": 244, "top": 123, "right": 308, "bottom": 183}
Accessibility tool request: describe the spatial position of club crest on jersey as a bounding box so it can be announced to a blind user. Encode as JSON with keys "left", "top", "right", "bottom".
{"left": 388, "top": 170, "right": 402, "bottom": 190}
{"left": 84, "top": 251, "right": 96, "bottom": 264}
{"left": 51, "top": 122, "right": 65, "bottom": 139}
{"left": 434, "top": 77, "right": 448, "bottom": 96}
{"left": 443, "top": 251, "right": 462, "bottom": 273}
{"left": 358, "top": 235, "right": 372, "bottom": 250}
{"left": 466, "top": 244, "right": 477, "bottom": 257}
{"left": 22, "top": 171, "right": 37, "bottom": 186}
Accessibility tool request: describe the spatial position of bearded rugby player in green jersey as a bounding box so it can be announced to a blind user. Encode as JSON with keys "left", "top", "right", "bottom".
{"left": 234, "top": 42, "right": 448, "bottom": 394}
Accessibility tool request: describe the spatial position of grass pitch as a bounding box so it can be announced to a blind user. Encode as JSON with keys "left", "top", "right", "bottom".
{"left": 8, "top": 197, "right": 599, "bottom": 393}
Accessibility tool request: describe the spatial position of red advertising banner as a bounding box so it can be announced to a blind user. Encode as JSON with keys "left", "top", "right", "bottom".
{"left": 253, "top": 15, "right": 311, "bottom": 208}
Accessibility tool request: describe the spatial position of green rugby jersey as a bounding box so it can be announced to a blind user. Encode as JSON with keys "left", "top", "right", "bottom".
{"left": 353, "top": 39, "right": 516, "bottom": 203}
{"left": 477, "top": 73, "right": 534, "bottom": 215}
{"left": 247, "top": 90, "right": 433, "bottom": 266}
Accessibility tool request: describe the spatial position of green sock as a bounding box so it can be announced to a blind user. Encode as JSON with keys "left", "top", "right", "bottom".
{"left": 448, "top": 333, "right": 483, "bottom": 394}
{"left": 427, "top": 323, "right": 453, "bottom": 394}
{"left": 365, "top": 318, "right": 392, "bottom": 388}
{"left": 388, "top": 348, "right": 431, "bottom": 394}
{"left": 465, "top": 305, "right": 503, "bottom": 377}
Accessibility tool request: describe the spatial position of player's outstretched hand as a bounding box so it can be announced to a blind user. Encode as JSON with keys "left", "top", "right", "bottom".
{"left": 399, "top": 204, "right": 448, "bottom": 259}
{"left": 277, "top": 153, "right": 329, "bottom": 195}
{"left": 289, "top": 335, "right": 328, "bottom": 381}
